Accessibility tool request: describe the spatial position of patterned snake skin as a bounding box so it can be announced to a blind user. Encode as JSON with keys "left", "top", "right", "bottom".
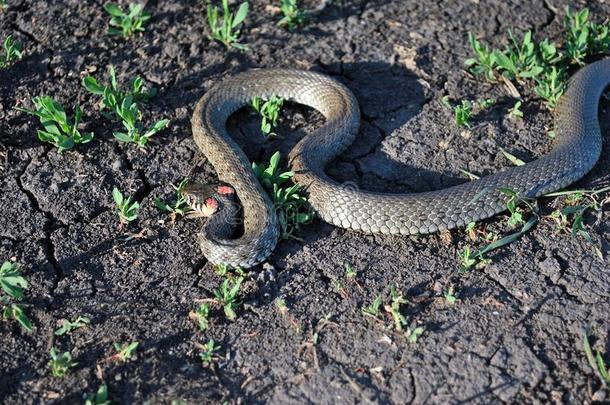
{"left": 190, "top": 59, "right": 610, "bottom": 268}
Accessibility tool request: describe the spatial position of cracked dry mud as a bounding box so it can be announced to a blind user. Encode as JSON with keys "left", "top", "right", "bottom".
{"left": 1, "top": 0, "right": 609, "bottom": 403}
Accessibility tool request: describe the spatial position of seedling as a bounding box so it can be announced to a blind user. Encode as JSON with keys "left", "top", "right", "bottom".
{"left": 582, "top": 330, "right": 610, "bottom": 387}
{"left": 0, "top": 261, "right": 32, "bottom": 331}
{"left": 212, "top": 277, "right": 243, "bottom": 321}
{"left": 277, "top": 0, "right": 308, "bottom": 31}
{"left": 198, "top": 339, "right": 221, "bottom": 365}
{"left": 406, "top": 326, "right": 424, "bottom": 343}
{"left": 345, "top": 264, "right": 356, "bottom": 279}
{"left": 112, "top": 96, "right": 170, "bottom": 147}
{"left": 251, "top": 96, "right": 284, "bottom": 136}
{"left": 206, "top": 0, "right": 249, "bottom": 50}
{"left": 85, "top": 384, "right": 110, "bottom": 405}
{"left": 444, "top": 287, "right": 459, "bottom": 305}
{"left": 49, "top": 347, "right": 77, "bottom": 377}
{"left": 16, "top": 96, "right": 94, "bottom": 152}
{"left": 362, "top": 295, "right": 382, "bottom": 319}
{"left": 154, "top": 177, "right": 193, "bottom": 219}
{"left": 0, "top": 34, "right": 23, "bottom": 69}
{"left": 458, "top": 245, "right": 478, "bottom": 272}
{"left": 499, "top": 188, "right": 531, "bottom": 228}
{"left": 492, "top": 30, "right": 544, "bottom": 81}
{"left": 477, "top": 98, "right": 495, "bottom": 109}
{"left": 112, "top": 341, "right": 139, "bottom": 362}
{"left": 465, "top": 33, "right": 496, "bottom": 81}
{"left": 104, "top": 3, "right": 151, "bottom": 38}
{"left": 112, "top": 187, "right": 140, "bottom": 224}
{"left": 386, "top": 287, "right": 407, "bottom": 332}
{"left": 189, "top": 303, "right": 210, "bottom": 331}
{"left": 54, "top": 316, "right": 90, "bottom": 336}
{"left": 509, "top": 100, "right": 523, "bottom": 118}
{"left": 534, "top": 67, "right": 566, "bottom": 109}
{"left": 83, "top": 65, "right": 156, "bottom": 115}
{"left": 213, "top": 263, "right": 247, "bottom": 280}
{"left": 252, "top": 152, "right": 313, "bottom": 239}
{"left": 564, "top": 7, "right": 610, "bottom": 65}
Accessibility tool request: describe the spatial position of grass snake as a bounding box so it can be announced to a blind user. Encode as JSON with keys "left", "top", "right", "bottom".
{"left": 186, "top": 59, "right": 610, "bottom": 268}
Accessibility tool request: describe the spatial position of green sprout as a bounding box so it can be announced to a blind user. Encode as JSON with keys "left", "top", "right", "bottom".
{"left": 565, "top": 7, "right": 610, "bottom": 65}
{"left": 83, "top": 65, "right": 156, "bottom": 115}
{"left": 277, "top": 0, "right": 308, "bottom": 31}
{"left": 454, "top": 100, "right": 473, "bottom": 127}
{"left": 582, "top": 330, "right": 610, "bottom": 387}
{"left": 154, "top": 177, "right": 193, "bottom": 218}
{"left": 345, "top": 263, "right": 357, "bottom": 279}
{"left": 388, "top": 287, "right": 407, "bottom": 332}
{"left": 492, "top": 30, "right": 544, "bottom": 82}
{"left": 465, "top": 32, "right": 496, "bottom": 81}
{"left": 190, "top": 303, "right": 210, "bottom": 331}
{"left": 361, "top": 295, "right": 382, "bottom": 319}
{"left": 198, "top": 339, "right": 221, "bottom": 365}
{"left": 104, "top": 3, "right": 151, "bottom": 38}
{"left": 1, "top": 261, "right": 33, "bottom": 331}
{"left": 212, "top": 277, "right": 243, "bottom": 321}
{"left": 251, "top": 96, "right": 284, "bottom": 136}
{"left": 444, "top": 287, "right": 459, "bottom": 305}
{"left": 112, "top": 341, "right": 139, "bottom": 362}
{"left": 509, "top": 100, "right": 524, "bottom": 118}
{"left": 407, "top": 326, "right": 425, "bottom": 344}
{"left": 458, "top": 245, "right": 478, "bottom": 272}
{"left": 112, "top": 96, "right": 170, "bottom": 147}
{"left": 112, "top": 187, "right": 140, "bottom": 224}
{"left": 534, "top": 66, "right": 566, "bottom": 109}
{"left": 206, "top": 0, "right": 249, "bottom": 50}
{"left": 498, "top": 188, "right": 528, "bottom": 228}
{"left": 49, "top": 347, "right": 77, "bottom": 377}
{"left": 16, "top": 96, "right": 94, "bottom": 152}
{"left": 85, "top": 384, "right": 110, "bottom": 405}
{"left": 252, "top": 152, "right": 313, "bottom": 239}
{"left": 0, "top": 34, "right": 23, "bottom": 69}
{"left": 54, "top": 316, "right": 90, "bottom": 336}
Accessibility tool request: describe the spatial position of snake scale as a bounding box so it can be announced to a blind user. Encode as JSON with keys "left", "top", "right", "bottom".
{"left": 188, "top": 59, "right": 610, "bottom": 268}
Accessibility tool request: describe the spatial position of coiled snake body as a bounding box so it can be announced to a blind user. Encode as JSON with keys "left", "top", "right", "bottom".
{"left": 189, "top": 59, "right": 610, "bottom": 268}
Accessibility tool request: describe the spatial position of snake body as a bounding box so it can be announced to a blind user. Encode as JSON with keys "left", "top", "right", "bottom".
{"left": 191, "top": 60, "right": 610, "bottom": 268}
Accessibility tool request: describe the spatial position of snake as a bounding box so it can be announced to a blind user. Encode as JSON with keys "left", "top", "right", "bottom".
{"left": 185, "top": 59, "right": 610, "bottom": 269}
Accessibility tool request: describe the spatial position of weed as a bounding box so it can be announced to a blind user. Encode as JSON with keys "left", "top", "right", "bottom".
{"left": 0, "top": 261, "right": 32, "bottom": 331}
{"left": 442, "top": 97, "right": 475, "bottom": 128}
{"left": 112, "top": 96, "right": 170, "bottom": 147}
{"left": 112, "top": 341, "right": 139, "bottom": 362}
{"left": 458, "top": 246, "right": 478, "bottom": 272}
{"left": 55, "top": 316, "right": 90, "bottom": 336}
{"left": 0, "top": 34, "right": 22, "bottom": 69}
{"left": 499, "top": 188, "right": 535, "bottom": 228}
{"left": 154, "top": 177, "right": 193, "bottom": 218}
{"left": 85, "top": 384, "right": 110, "bottom": 405}
{"left": 277, "top": 0, "right": 308, "bottom": 31}
{"left": 465, "top": 33, "right": 496, "bottom": 81}
{"left": 492, "top": 30, "right": 544, "bottom": 81}
{"left": 251, "top": 96, "right": 284, "bottom": 136}
{"left": 189, "top": 303, "right": 210, "bottom": 331}
{"left": 83, "top": 65, "right": 156, "bottom": 115}
{"left": 213, "top": 277, "right": 243, "bottom": 321}
{"left": 104, "top": 3, "right": 151, "bottom": 38}
{"left": 534, "top": 66, "right": 566, "bottom": 109}
{"left": 16, "top": 96, "right": 94, "bottom": 152}
{"left": 198, "top": 339, "right": 221, "bottom": 365}
{"left": 477, "top": 98, "right": 495, "bottom": 109}
{"left": 444, "top": 287, "right": 459, "bottom": 305}
{"left": 112, "top": 187, "right": 140, "bottom": 224}
{"left": 362, "top": 295, "right": 382, "bottom": 319}
{"left": 345, "top": 264, "right": 356, "bottom": 279}
{"left": 252, "top": 152, "right": 313, "bottom": 240}
{"left": 49, "top": 347, "right": 77, "bottom": 377}
{"left": 509, "top": 100, "right": 523, "bottom": 118}
{"left": 386, "top": 287, "right": 407, "bottom": 332}
{"left": 206, "top": 0, "right": 249, "bottom": 50}
{"left": 582, "top": 330, "right": 610, "bottom": 387}
{"left": 213, "top": 263, "right": 247, "bottom": 280}
{"left": 565, "top": 7, "right": 610, "bottom": 65}
{"left": 407, "top": 326, "right": 424, "bottom": 343}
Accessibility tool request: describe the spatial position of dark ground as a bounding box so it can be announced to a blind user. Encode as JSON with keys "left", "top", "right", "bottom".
{"left": 1, "top": 0, "right": 609, "bottom": 403}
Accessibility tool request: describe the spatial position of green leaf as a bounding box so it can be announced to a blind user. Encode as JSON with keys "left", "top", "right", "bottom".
{"left": 112, "top": 187, "right": 123, "bottom": 206}
{"left": 104, "top": 3, "right": 124, "bottom": 17}
{"left": 82, "top": 76, "right": 106, "bottom": 94}
{"left": 232, "top": 2, "right": 249, "bottom": 28}
{"left": 113, "top": 131, "right": 133, "bottom": 143}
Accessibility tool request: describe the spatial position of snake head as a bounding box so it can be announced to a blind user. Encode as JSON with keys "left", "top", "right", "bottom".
{"left": 182, "top": 183, "right": 235, "bottom": 217}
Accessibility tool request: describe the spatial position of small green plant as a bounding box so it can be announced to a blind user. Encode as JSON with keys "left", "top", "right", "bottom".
{"left": 534, "top": 66, "right": 566, "bottom": 109}
{"left": 0, "top": 34, "right": 23, "bottom": 69}
{"left": 251, "top": 96, "right": 284, "bottom": 136}
{"left": 104, "top": 3, "right": 151, "bottom": 38}
{"left": 55, "top": 316, "right": 90, "bottom": 336}
{"left": 444, "top": 287, "right": 459, "bottom": 305}
{"left": 154, "top": 177, "right": 193, "bottom": 218}
{"left": 112, "top": 187, "right": 140, "bottom": 224}
{"left": 565, "top": 7, "right": 610, "bottom": 65}
{"left": 206, "top": 0, "right": 249, "bottom": 50}
{"left": 277, "top": 0, "right": 307, "bottom": 31}
{"left": 112, "top": 96, "right": 170, "bottom": 147}
{"left": 407, "top": 326, "right": 424, "bottom": 343}
{"left": 16, "top": 97, "right": 94, "bottom": 152}
{"left": 499, "top": 188, "right": 529, "bottom": 228}
{"left": 198, "top": 339, "right": 221, "bottom": 365}
{"left": 454, "top": 100, "right": 473, "bottom": 127}
{"left": 213, "top": 277, "right": 243, "bottom": 321}
{"left": 509, "top": 100, "right": 523, "bottom": 118}
{"left": 49, "top": 347, "right": 77, "bottom": 377}
{"left": 83, "top": 65, "right": 156, "bottom": 115}
{"left": 458, "top": 245, "right": 478, "bottom": 272}
{"left": 252, "top": 152, "right": 313, "bottom": 239}
{"left": 582, "top": 330, "right": 610, "bottom": 387}
{"left": 1, "top": 261, "right": 33, "bottom": 331}
{"left": 492, "top": 30, "right": 544, "bottom": 82}
{"left": 465, "top": 33, "right": 496, "bottom": 81}
{"left": 362, "top": 295, "right": 382, "bottom": 319}
{"left": 112, "top": 341, "right": 139, "bottom": 362}
{"left": 345, "top": 264, "right": 356, "bottom": 279}
{"left": 85, "top": 384, "right": 110, "bottom": 405}
{"left": 387, "top": 287, "right": 407, "bottom": 332}
{"left": 190, "top": 303, "right": 210, "bottom": 331}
